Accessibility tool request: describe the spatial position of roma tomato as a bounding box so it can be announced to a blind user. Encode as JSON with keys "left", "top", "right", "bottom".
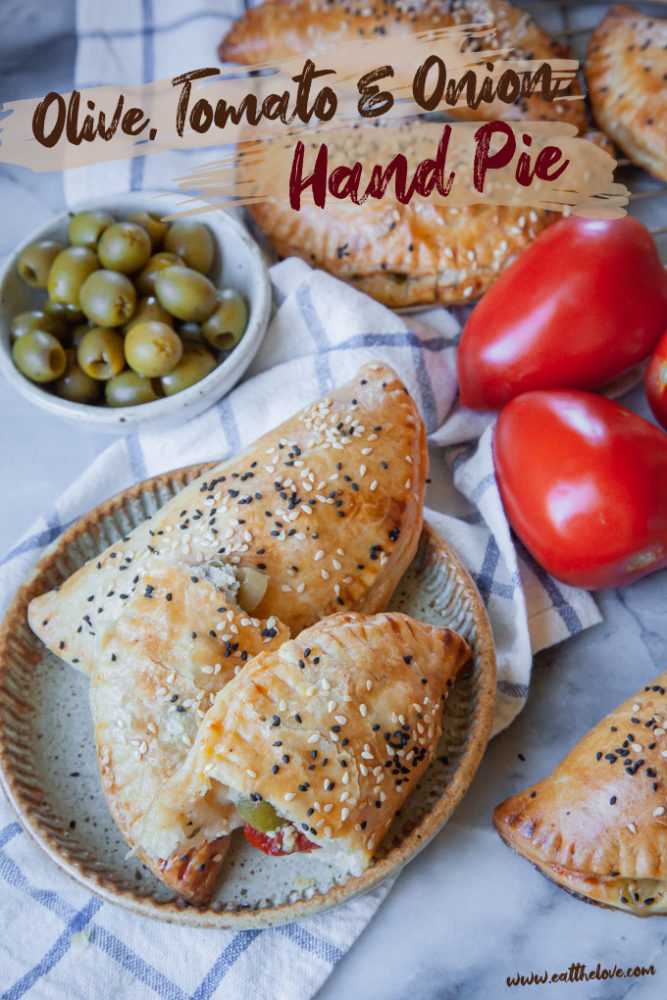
{"left": 493, "top": 390, "right": 667, "bottom": 589}
{"left": 458, "top": 216, "right": 667, "bottom": 410}
{"left": 243, "top": 823, "right": 319, "bottom": 856}
{"left": 645, "top": 329, "right": 667, "bottom": 430}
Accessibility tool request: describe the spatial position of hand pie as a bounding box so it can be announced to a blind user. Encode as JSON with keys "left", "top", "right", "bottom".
{"left": 138, "top": 611, "right": 471, "bottom": 882}
{"left": 219, "top": 0, "right": 584, "bottom": 306}
{"left": 28, "top": 362, "right": 427, "bottom": 673}
{"left": 494, "top": 673, "right": 667, "bottom": 916}
{"left": 586, "top": 5, "right": 667, "bottom": 182}
{"left": 90, "top": 563, "right": 289, "bottom": 903}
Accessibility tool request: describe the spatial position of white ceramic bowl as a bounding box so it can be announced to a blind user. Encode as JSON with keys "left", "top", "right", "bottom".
{"left": 0, "top": 192, "right": 271, "bottom": 433}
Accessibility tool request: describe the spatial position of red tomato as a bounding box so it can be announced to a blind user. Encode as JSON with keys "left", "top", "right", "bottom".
{"left": 243, "top": 823, "right": 320, "bottom": 856}
{"left": 493, "top": 390, "right": 667, "bottom": 589}
{"left": 458, "top": 216, "right": 667, "bottom": 411}
{"left": 645, "top": 329, "right": 667, "bottom": 431}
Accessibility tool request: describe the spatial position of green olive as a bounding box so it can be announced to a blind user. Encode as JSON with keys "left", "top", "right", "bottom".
{"left": 135, "top": 252, "right": 181, "bottom": 297}
{"left": 17, "top": 240, "right": 66, "bottom": 289}
{"left": 163, "top": 221, "right": 214, "bottom": 274}
{"left": 154, "top": 266, "right": 217, "bottom": 323}
{"left": 237, "top": 798, "right": 280, "bottom": 833}
{"left": 54, "top": 350, "right": 103, "bottom": 404}
{"left": 79, "top": 269, "right": 136, "bottom": 327}
{"left": 46, "top": 246, "right": 99, "bottom": 306}
{"left": 128, "top": 211, "right": 168, "bottom": 249}
{"left": 160, "top": 345, "right": 216, "bottom": 395}
{"left": 10, "top": 310, "right": 68, "bottom": 344}
{"left": 124, "top": 296, "right": 173, "bottom": 334}
{"left": 124, "top": 321, "right": 183, "bottom": 377}
{"left": 97, "top": 221, "right": 152, "bottom": 274}
{"left": 105, "top": 370, "right": 158, "bottom": 407}
{"left": 44, "top": 300, "right": 86, "bottom": 325}
{"left": 67, "top": 210, "right": 115, "bottom": 249}
{"left": 202, "top": 289, "right": 248, "bottom": 351}
{"left": 12, "top": 330, "right": 67, "bottom": 383}
{"left": 77, "top": 327, "right": 125, "bottom": 380}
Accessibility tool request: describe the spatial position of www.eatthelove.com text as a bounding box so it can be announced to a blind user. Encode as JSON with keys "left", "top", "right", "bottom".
{"left": 506, "top": 961, "right": 656, "bottom": 987}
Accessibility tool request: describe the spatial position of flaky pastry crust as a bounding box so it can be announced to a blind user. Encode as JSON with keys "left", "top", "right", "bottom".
{"left": 221, "top": 0, "right": 585, "bottom": 306}
{"left": 29, "top": 362, "right": 427, "bottom": 671}
{"left": 586, "top": 5, "right": 667, "bottom": 182}
{"left": 139, "top": 611, "right": 471, "bottom": 876}
{"left": 494, "top": 672, "right": 667, "bottom": 916}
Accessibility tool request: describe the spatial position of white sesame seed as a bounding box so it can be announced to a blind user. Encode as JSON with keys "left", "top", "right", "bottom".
{"left": 327, "top": 700, "right": 337, "bottom": 712}
{"left": 359, "top": 704, "right": 367, "bottom": 717}
{"left": 332, "top": 559, "right": 341, "bottom": 571}
{"left": 633, "top": 704, "right": 641, "bottom": 712}
{"left": 632, "top": 743, "right": 643, "bottom": 753}
{"left": 139, "top": 741, "right": 148, "bottom": 754}
{"left": 201, "top": 665, "right": 214, "bottom": 674}
{"left": 323, "top": 803, "right": 333, "bottom": 813}
{"left": 341, "top": 807, "right": 349, "bottom": 821}
{"left": 655, "top": 728, "right": 665, "bottom": 737}
{"left": 369, "top": 480, "right": 377, "bottom": 491}
{"left": 284, "top": 793, "right": 296, "bottom": 801}
{"left": 321, "top": 678, "right": 330, "bottom": 691}
{"left": 366, "top": 680, "right": 372, "bottom": 692}
{"left": 246, "top": 769, "right": 257, "bottom": 778}
{"left": 308, "top": 733, "right": 320, "bottom": 744}
{"left": 324, "top": 826, "right": 332, "bottom": 839}
{"left": 324, "top": 779, "right": 332, "bottom": 790}
{"left": 654, "top": 807, "right": 665, "bottom": 817}
{"left": 321, "top": 569, "right": 330, "bottom": 580}
{"left": 314, "top": 550, "right": 324, "bottom": 561}
{"left": 360, "top": 764, "right": 368, "bottom": 776}
{"left": 279, "top": 699, "right": 287, "bottom": 712}
{"left": 335, "top": 715, "right": 347, "bottom": 725}
{"left": 342, "top": 772, "right": 349, "bottom": 785}
{"left": 628, "top": 823, "right": 637, "bottom": 834}
{"left": 147, "top": 722, "right": 157, "bottom": 734}
{"left": 361, "top": 750, "right": 373, "bottom": 760}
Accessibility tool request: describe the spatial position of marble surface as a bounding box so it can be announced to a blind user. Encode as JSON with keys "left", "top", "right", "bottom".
{"left": 1, "top": 3, "right": 667, "bottom": 999}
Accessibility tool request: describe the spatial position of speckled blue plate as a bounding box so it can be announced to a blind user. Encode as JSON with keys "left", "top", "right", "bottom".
{"left": 0, "top": 464, "right": 495, "bottom": 928}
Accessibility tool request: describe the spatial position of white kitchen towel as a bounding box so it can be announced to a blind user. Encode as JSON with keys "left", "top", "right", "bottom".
{"left": 0, "top": 2, "right": 602, "bottom": 999}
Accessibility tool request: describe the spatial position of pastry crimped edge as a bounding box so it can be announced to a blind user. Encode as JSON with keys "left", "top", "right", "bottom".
{"left": 494, "top": 672, "right": 667, "bottom": 916}
{"left": 138, "top": 611, "right": 471, "bottom": 875}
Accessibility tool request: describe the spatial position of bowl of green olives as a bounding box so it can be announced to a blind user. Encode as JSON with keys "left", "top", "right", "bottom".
{"left": 0, "top": 192, "right": 271, "bottom": 431}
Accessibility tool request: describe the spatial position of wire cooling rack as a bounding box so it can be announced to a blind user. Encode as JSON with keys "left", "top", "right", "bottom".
{"left": 522, "top": 0, "right": 667, "bottom": 255}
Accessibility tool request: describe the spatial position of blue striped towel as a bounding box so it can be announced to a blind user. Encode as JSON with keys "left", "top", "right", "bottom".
{"left": 0, "top": 1, "right": 601, "bottom": 998}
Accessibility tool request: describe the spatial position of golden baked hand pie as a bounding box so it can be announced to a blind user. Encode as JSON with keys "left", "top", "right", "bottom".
{"left": 220, "top": 0, "right": 585, "bottom": 307}
{"left": 494, "top": 673, "right": 667, "bottom": 916}
{"left": 138, "top": 611, "right": 471, "bottom": 881}
{"left": 28, "top": 362, "right": 427, "bottom": 672}
{"left": 586, "top": 5, "right": 667, "bottom": 182}
{"left": 90, "top": 563, "right": 289, "bottom": 903}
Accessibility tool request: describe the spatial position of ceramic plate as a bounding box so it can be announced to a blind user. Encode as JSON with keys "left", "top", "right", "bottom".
{"left": 0, "top": 464, "right": 495, "bottom": 928}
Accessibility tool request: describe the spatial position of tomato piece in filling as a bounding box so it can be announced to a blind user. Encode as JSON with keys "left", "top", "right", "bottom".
{"left": 243, "top": 822, "right": 320, "bottom": 855}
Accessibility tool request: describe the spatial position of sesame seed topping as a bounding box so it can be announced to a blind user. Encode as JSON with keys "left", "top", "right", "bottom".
{"left": 359, "top": 704, "right": 367, "bottom": 717}
{"left": 246, "top": 769, "right": 257, "bottom": 778}
{"left": 284, "top": 793, "right": 296, "bottom": 801}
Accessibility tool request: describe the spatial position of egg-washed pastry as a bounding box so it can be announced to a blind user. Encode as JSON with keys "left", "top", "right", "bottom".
{"left": 28, "top": 362, "right": 427, "bottom": 672}
{"left": 90, "top": 563, "right": 289, "bottom": 903}
{"left": 138, "top": 612, "right": 471, "bottom": 882}
{"left": 219, "top": 0, "right": 585, "bottom": 307}
{"left": 494, "top": 672, "right": 667, "bottom": 916}
{"left": 586, "top": 5, "right": 667, "bottom": 182}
